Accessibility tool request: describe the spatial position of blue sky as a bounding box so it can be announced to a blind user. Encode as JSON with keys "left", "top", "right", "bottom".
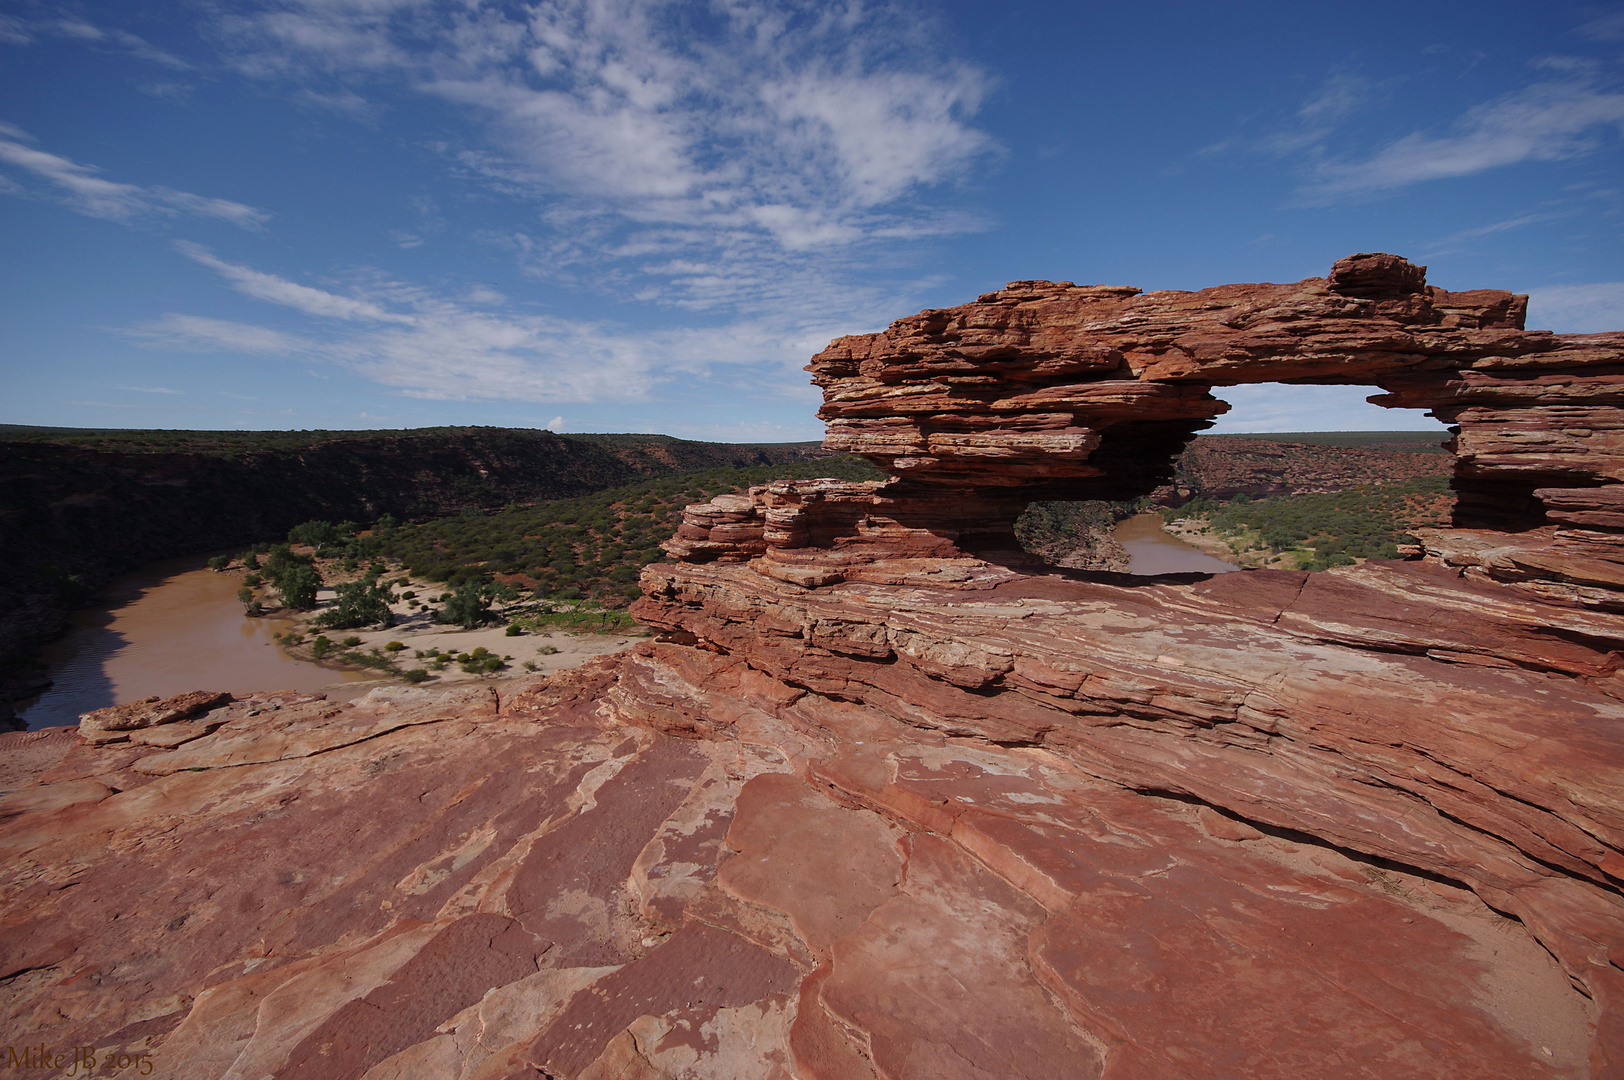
{"left": 2, "top": 1, "right": 1622, "bottom": 440}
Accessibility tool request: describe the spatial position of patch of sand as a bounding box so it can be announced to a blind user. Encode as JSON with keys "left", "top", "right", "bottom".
{"left": 283, "top": 575, "right": 645, "bottom": 688}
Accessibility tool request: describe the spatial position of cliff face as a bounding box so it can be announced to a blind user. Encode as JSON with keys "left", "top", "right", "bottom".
{"left": 2, "top": 256, "right": 1622, "bottom": 1079}
{"left": 0, "top": 429, "right": 820, "bottom": 679}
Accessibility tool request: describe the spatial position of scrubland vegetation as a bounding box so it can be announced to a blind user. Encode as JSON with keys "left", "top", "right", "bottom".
{"left": 1163, "top": 476, "right": 1452, "bottom": 570}
{"left": 358, "top": 454, "right": 883, "bottom": 604}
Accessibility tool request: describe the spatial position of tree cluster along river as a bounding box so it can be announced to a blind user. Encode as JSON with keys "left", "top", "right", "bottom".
{"left": 19, "top": 554, "right": 383, "bottom": 730}
{"left": 17, "top": 518, "right": 1234, "bottom": 730}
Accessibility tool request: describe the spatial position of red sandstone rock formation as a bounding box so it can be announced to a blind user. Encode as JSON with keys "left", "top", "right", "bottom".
{"left": 3, "top": 255, "right": 1622, "bottom": 1079}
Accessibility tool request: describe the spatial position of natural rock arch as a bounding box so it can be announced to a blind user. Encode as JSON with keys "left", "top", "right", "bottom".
{"left": 668, "top": 254, "right": 1624, "bottom": 602}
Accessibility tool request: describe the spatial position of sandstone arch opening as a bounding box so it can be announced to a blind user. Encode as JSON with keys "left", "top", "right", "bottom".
{"left": 1010, "top": 387, "right": 1455, "bottom": 576}
{"left": 662, "top": 252, "right": 1620, "bottom": 606}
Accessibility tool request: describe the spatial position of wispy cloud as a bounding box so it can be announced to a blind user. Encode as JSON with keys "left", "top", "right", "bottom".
{"left": 215, "top": 0, "right": 995, "bottom": 316}
{"left": 175, "top": 242, "right": 407, "bottom": 321}
{"left": 123, "top": 313, "right": 307, "bottom": 355}
{"left": 1303, "top": 73, "right": 1624, "bottom": 199}
{"left": 139, "top": 246, "right": 877, "bottom": 405}
{"left": 0, "top": 126, "right": 268, "bottom": 227}
{"left": 1420, "top": 210, "right": 1568, "bottom": 256}
{"left": 0, "top": 14, "right": 189, "bottom": 68}
{"left": 1525, "top": 282, "right": 1624, "bottom": 333}
{"left": 1577, "top": 11, "right": 1624, "bottom": 41}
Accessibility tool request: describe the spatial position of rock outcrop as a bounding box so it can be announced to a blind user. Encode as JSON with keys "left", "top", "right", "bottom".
{"left": 3, "top": 255, "right": 1622, "bottom": 1079}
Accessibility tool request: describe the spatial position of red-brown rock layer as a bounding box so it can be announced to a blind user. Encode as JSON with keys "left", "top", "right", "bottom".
{"left": 0, "top": 659, "right": 1607, "bottom": 1079}
{"left": 4, "top": 254, "right": 1622, "bottom": 1078}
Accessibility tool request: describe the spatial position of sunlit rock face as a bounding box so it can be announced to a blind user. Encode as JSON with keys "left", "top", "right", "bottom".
{"left": 669, "top": 253, "right": 1624, "bottom": 604}
{"left": 3, "top": 256, "right": 1623, "bottom": 1079}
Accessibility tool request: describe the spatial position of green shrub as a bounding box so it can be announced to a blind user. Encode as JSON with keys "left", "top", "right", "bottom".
{"left": 342, "top": 636, "right": 362, "bottom": 647}
{"left": 384, "top": 641, "right": 405, "bottom": 653}
{"left": 311, "top": 635, "right": 333, "bottom": 659}
{"left": 402, "top": 668, "right": 429, "bottom": 684}
{"left": 505, "top": 624, "right": 523, "bottom": 636}
{"left": 208, "top": 555, "right": 231, "bottom": 572}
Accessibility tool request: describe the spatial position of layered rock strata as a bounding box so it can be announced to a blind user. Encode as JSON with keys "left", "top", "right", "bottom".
{"left": 641, "top": 254, "right": 1624, "bottom": 1073}
{"left": 669, "top": 254, "right": 1624, "bottom": 605}
{"left": 0, "top": 662, "right": 1607, "bottom": 1079}
{"left": 3, "top": 255, "right": 1622, "bottom": 1078}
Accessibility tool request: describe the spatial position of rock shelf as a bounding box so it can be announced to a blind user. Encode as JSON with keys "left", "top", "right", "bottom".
{"left": 2, "top": 255, "right": 1621, "bottom": 1078}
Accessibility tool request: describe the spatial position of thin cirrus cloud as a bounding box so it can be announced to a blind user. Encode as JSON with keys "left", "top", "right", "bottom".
{"left": 146, "top": 243, "right": 858, "bottom": 405}
{"left": 0, "top": 126, "right": 268, "bottom": 228}
{"left": 174, "top": 241, "right": 408, "bottom": 322}
{"left": 219, "top": 0, "right": 995, "bottom": 311}
{"left": 1302, "top": 73, "right": 1624, "bottom": 200}
{"left": 1525, "top": 282, "right": 1624, "bottom": 334}
{"left": 0, "top": 13, "right": 190, "bottom": 69}
{"left": 124, "top": 313, "right": 307, "bottom": 356}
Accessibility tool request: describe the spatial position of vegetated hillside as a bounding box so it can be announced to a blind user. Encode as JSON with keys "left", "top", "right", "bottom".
{"left": 1014, "top": 500, "right": 1127, "bottom": 570}
{"left": 0, "top": 426, "right": 824, "bottom": 691}
{"left": 1158, "top": 430, "right": 1451, "bottom": 502}
{"left": 1022, "top": 431, "right": 1458, "bottom": 570}
{"left": 360, "top": 455, "right": 886, "bottom": 604}
{"left": 1164, "top": 476, "right": 1454, "bottom": 570}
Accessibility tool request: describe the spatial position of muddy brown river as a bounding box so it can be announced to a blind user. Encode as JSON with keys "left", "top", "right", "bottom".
{"left": 1113, "top": 513, "right": 1239, "bottom": 576}
{"left": 19, "top": 555, "right": 384, "bottom": 730}
{"left": 18, "top": 520, "right": 1235, "bottom": 729}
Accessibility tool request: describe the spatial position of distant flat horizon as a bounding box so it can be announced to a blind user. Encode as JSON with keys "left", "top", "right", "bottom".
{"left": 0, "top": 423, "right": 1451, "bottom": 448}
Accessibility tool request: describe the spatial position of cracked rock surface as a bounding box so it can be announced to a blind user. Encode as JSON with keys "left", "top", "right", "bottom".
{"left": 4, "top": 255, "right": 1622, "bottom": 1078}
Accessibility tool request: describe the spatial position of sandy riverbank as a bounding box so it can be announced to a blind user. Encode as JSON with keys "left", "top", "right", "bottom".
{"left": 1161, "top": 518, "right": 1247, "bottom": 564}
{"left": 236, "top": 559, "right": 646, "bottom": 687}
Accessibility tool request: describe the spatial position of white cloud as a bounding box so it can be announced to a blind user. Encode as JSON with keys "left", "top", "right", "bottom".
{"left": 1305, "top": 75, "right": 1624, "bottom": 199}
{"left": 1420, "top": 210, "right": 1566, "bottom": 256}
{"left": 1525, "top": 282, "right": 1624, "bottom": 333}
{"left": 141, "top": 246, "right": 867, "bottom": 404}
{"left": 1578, "top": 11, "right": 1624, "bottom": 41}
{"left": 0, "top": 129, "right": 268, "bottom": 227}
{"left": 124, "top": 313, "right": 306, "bottom": 355}
{"left": 2, "top": 15, "right": 191, "bottom": 68}
{"left": 175, "top": 242, "right": 409, "bottom": 321}
{"left": 215, "top": 0, "right": 994, "bottom": 315}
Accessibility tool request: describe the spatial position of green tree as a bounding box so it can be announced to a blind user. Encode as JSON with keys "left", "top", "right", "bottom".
{"left": 436, "top": 583, "right": 497, "bottom": 630}
{"left": 207, "top": 555, "right": 231, "bottom": 572}
{"left": 315, "top": 578, "right": 395, "bottom": 630}
{"left": 276, "top": 563, "right": 322, "bottom": 610}
{"left": 288, "top": 520, "right": 343, "bottom": 549}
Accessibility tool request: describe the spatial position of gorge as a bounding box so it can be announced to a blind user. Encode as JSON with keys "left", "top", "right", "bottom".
{"left": 2, "top": 254, "right": 1621, "bottom": 1079}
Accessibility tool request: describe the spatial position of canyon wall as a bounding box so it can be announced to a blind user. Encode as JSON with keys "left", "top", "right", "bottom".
{"left": 0, "top": 429, "right": 821, "bottom": 696}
